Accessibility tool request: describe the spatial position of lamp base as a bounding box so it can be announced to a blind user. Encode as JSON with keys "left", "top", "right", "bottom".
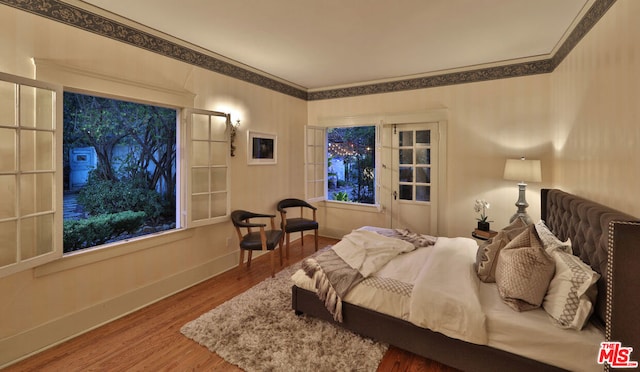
{"left": 509, "top": 211, "right": 533, "bottom": 225}
{"left": 510, "top": 182, "right": 533, "bottom": 224}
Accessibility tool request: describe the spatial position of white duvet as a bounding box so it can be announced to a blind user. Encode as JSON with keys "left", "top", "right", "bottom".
{"left": 409, "top": 237, "right": 487, "bottom": 345}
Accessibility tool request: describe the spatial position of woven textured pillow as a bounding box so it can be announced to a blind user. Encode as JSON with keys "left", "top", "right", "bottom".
{"left": 475, "top": 217, "right": 528, "bottom": 283}
{"left": 495, "top": 225, "right": 556, "bottom": 311}
{"left": 543, "top": 250, "right": 600, "bottom": 330}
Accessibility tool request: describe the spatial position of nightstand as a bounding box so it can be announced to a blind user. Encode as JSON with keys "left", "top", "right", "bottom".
{"left": 472, "top": 229, "right": 497, "bottom": 241}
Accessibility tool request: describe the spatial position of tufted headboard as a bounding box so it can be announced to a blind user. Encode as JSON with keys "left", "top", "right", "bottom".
{"left": 541, "top": 189, "right": 640, "bottom": 363}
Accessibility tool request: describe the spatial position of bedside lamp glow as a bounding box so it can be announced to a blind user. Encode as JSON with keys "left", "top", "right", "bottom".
{"left": 503, "top": 157, "right": 541, "bottom": 224}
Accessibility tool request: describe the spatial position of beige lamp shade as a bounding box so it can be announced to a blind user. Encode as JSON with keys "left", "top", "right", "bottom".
{"left": 503, "top": 158, "right": 542, "bottom": 183}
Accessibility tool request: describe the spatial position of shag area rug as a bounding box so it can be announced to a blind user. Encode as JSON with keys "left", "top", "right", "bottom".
{"left": 180, "top": 264, "right": 388, "bottom": 371}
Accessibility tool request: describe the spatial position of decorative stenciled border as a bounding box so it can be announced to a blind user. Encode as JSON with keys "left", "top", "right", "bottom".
{"left": 0, "top": 0, "right": 308, "bottom": 100}
{"left": 0, "top": 0, "right": 616, "bottom": 101}
{"left": 308, "top": 59, "right": 554, "bottom": 100}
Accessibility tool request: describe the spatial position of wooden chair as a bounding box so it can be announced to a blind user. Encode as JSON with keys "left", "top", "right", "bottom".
{"left": 277, "top": 198, "right": 318, "bottom": 259}
{"left": 231, "top": 210, "right": 284, "bottom": 278}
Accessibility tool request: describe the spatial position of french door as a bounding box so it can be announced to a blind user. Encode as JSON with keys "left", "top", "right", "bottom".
{"left": 381, "top": 123, "right": 438, "bottom": 235}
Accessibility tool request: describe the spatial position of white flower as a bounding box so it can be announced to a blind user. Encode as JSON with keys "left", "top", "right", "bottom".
{"left": 474, "top": 199, "right": 491, "bottom": 222}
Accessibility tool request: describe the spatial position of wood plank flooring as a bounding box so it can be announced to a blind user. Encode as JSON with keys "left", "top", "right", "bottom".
{"left": 5, "top": 236, "right": 459, "bottom": 372}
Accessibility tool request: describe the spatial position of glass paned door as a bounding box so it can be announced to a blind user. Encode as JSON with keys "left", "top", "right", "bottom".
{"left": 384, "top": 123, "right": 437, "bottom": 235}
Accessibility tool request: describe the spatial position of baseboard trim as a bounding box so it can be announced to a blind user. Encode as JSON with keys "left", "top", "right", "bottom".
{"left": 0, "top": 250, "right": 238, "bottom": 369}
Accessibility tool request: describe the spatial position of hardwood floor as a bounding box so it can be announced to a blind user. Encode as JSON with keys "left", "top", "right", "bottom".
{"left": 5, "top": 236, "right": 459, "bottom": 372}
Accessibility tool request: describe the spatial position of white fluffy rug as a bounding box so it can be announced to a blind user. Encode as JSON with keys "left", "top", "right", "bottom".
{"left": 180, "top": 264, "right": 388, "bottom": 371}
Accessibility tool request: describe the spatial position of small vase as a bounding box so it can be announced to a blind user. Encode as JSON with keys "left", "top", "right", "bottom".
{"left": 477, "top": 221, "right": 490, "bottom": 231}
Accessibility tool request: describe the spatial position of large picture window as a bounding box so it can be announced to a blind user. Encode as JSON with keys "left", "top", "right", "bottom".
{"left": 62, "top": 92, "right": 177, "bottom": 252}
{"left": 0, "top": 69, "right": 234, "bottom": 278}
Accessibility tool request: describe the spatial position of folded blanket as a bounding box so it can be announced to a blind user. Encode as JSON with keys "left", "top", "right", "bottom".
{"left": 333, "top": 229, "right": 416, "bottom": 277}
{"left": 302, "top": 250, "right": 363, "bottom": 322}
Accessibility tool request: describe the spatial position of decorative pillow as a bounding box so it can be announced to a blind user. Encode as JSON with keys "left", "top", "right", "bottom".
{"left": 495, "top": 225, "right": 556, "bottom": 311}
{"left": 543, "top": 250, "right": 600, "bottom": 330}
{"left": 475, "top": 217, "right": 528, "bottom": 283}
{"left": 534, "top": 220, "right": 572, "bottom": 254}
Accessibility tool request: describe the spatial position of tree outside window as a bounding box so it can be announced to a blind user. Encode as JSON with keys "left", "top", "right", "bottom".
{"left": 63, "top": 92, "right": 177, "bottom": 252}
{"left": 327, "top": 126, "right": 376, "bottom": 204}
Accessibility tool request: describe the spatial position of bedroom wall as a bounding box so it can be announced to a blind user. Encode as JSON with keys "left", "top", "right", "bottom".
{"left": 551, "top": 0, "right": 640, "bottom": 218}
{"left": 0, "top": 5, "right": 307, "bottom": 366}
{"left": 308, "top": 75, "right": 553, "bottom": 238}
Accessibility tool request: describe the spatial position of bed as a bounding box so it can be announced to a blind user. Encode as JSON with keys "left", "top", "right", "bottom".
{"left": 291, "top": 189, "right": 640, "bottom": 371}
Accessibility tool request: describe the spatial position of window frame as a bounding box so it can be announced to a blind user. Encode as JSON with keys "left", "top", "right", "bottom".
{"left": 305, "top": 122, "right": 381, "bottom": 208}
{"left": 1, "top": 69, "right": 234, "bottom": 278}
{"left": 0, "top": 72, "right": 63, "bottom": 279}
{"left": 304, "top": 126, "right": 326, "bottom": 202}
{"left": 183, "top": 108, "right": 231, "bottom": 228}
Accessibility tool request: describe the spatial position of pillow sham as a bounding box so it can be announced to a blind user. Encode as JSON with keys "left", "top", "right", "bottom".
{"left": 495, "top": 225, "right": 556, "bottom": 311}
{"left": 476, "top": 217, "right": 528, "bottom": 283}
{"left": 543, "top": 250, "right": 600, "bottom": 330}
{"left": 534, "top": 220, "right": 572, "bottom": 254}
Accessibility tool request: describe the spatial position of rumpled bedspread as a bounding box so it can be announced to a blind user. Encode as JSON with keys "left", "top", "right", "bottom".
{"left": 302, "top": 229, "right": 417, "bottom": 321}
{"left": 409, "top": 237, "right": 488, "bottom": 345}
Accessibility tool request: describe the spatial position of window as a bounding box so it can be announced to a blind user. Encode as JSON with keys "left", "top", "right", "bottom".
{"left": 63, "top": 92, "right": 177, "bottom": 252}
{"left": 326, "top": 126, "right": 376, "bottom": 204}
{"left": 0, "top": 72, "right": 62, "bottom": 278}
{"left": 0, "top": 70, "right": 233, "bottom": 277}
{"left": 184, "top": 109, "right": 230, "bottom": 227}
{"left": 305, "top": 126, "right": 325, "bottom": 201}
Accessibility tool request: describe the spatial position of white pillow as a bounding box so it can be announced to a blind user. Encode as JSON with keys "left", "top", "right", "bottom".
{"left": 535, "top": 220, "right": 572, "bottom": 254}
{"left": 543, "top": 250, "right": 600, "bottom": 330}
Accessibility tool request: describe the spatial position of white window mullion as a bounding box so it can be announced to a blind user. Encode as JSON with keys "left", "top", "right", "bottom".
{"left": 304, "top": 126, "right": 326, "bottom": 202}
{"left": 183, "top": 108, "right": 231, "bottom": 228}
{"left": 0, "top": 72, "right": 62, "bottom": 279}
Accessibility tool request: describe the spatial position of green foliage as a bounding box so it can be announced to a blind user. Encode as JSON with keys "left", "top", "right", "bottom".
{"left": 63, "top": 211, "right": 146, "bottom": 252}
{"left": 332, "top": 191, "right": 349, "bottom": 202}
{"left": 63, "top": 92, "right": 176, "bottom": 209}
{"left": 77, "top": 173, "right": 164, "bottom": 221}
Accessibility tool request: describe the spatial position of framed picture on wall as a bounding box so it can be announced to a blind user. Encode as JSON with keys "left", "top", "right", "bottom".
{"left": 247, "top": 131, "right": 277, "bottom": 165}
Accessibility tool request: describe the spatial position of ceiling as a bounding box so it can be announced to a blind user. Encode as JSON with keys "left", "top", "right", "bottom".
{"left": 79, "top": 0, "right": 591, "bottom": 91}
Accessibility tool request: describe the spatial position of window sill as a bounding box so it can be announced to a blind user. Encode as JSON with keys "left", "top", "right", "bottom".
{"left": 34, "top": 228, "right": 193, "bottom": 278}
{"left": 321, "top": 200, "right": 383, "bottom": 213}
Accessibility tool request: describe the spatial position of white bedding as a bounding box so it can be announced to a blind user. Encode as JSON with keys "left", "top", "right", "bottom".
{"left": 291, "top": 226, "right": 604, "bottom": 372}
{"left": 332, "top": 229, "right": 415, "bottom": 276}
{"left": 409, "top": 237, "right": 487, "bottom": 345}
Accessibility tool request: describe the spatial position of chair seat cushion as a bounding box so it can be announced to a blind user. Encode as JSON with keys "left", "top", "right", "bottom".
{"left": 240, "top": 230, "right": 284, "bottom": 250}
{"left": 284, "top": 218, "right": 318, "bottom": 233}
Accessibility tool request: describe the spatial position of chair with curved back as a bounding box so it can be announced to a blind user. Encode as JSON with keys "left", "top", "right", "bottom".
{"left": 277, "top": 198, "right": 318, "bottom": 258}
{"left": 231, "top": 210, "right": 284, "bottom": 278}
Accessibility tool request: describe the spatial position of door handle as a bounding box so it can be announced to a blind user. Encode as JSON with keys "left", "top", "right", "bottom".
{"left": 393, "top": 191, "right": 397, "bottom": 200}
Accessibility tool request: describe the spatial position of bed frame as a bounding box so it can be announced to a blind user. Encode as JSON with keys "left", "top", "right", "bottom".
{"left": 291, "top": 189, "right": 640, "bottom": 371}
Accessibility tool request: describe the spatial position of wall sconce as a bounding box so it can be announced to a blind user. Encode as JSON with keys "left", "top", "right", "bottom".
{"left": 503, "top": 157, "right": 541, "bottom": 224}
{"left": 228, "top": 118, "right": 240, "bottom": 156}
